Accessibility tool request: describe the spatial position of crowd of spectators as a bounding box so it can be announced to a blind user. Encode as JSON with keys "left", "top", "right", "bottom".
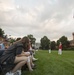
{"left": 0, "top": 36, "right": 38, "bottom": 75}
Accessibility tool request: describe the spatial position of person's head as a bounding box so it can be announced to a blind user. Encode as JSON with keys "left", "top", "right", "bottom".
{"left": 21, "top": 36, "right": 30, "bottom": 51}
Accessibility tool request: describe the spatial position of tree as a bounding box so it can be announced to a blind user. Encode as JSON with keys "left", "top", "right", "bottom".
{"left": 40, "top": 36, "right": 50, "bottom": 50}
{"left": 0, "top": 28, "right": 4, "bottom": 37}
{"left": 27, "top": 34, "right": 36, "bottom": 44}
{"left": 57, "top": 36, "right": 70, "bottom": 49}
{"left": 10, "top": 38, "right": 16, "bottom": 44}
{"left": 16, "top": 37, "right": 21, "bottom": 41}
{"left": 51, "top": 41, "right": 56, "bottom": 50}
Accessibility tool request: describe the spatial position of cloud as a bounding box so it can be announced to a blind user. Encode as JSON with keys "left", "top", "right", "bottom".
{"left": 0, "top": 0, "right": 74, "bottom": 42}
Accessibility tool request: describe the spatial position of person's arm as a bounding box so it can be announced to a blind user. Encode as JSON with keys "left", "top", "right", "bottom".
{"left": 16, "top": 47, "right": 30, "bottom": 57}
{"left": 16, "top": 47, "right": 24, "bottom": 57}
{"left": 21, "top": 51, "right": 30, "bottom": 56}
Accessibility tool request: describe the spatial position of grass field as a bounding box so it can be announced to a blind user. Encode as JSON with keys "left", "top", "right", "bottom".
{"left": 22, "top": 50, "right": 74, "bottom": 75}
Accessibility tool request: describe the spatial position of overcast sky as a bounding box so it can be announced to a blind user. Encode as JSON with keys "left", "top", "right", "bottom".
{"left": 0, "top": 0, "right": 74, "bottom": 42}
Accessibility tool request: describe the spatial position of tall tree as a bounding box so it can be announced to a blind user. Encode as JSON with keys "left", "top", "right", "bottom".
{"left": 57, "top": 36, "right": 70, "bottom": 49}
{"left": 27, "top": 34, "right": 36, "bottom": 44}
{"left": 40, "top": 36, "right": 50, "bottom": 50}
{"left": 0, "top": 28, "right": 4, "bottom": 37}
{"left": 51, "top": 41, "right": 56, "bottom": 50}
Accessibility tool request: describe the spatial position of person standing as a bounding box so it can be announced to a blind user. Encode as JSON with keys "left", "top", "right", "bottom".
{"left": 49, "top": 44, "right": 51, "bottom": 53}
{"left": 58, "top": 42, "right": 62, "bottom": 55}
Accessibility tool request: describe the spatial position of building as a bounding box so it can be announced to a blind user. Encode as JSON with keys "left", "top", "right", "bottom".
{"left": 70, "top": 33, "right": 74, "bottom": 46}
{"left": 35, "top": 43, "right": 40, "bottom": 49}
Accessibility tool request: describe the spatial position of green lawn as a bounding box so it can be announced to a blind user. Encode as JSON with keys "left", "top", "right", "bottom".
{"left": 22, "top": 50, "right": 74, "bottom": 75}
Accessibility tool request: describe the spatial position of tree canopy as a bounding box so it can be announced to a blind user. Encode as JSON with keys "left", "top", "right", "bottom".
{"left": 27, "top": 34, "right": 36, "bottom": 44}
{"left": 0, "top": 28, "right": 4, "bottom": 37}
{"left": 57, "top": 36, "right": 70, "bottom": 49}
{"left": 40, "top": 36, "right": 50, "bottom": 50}
{"left": 51, "top": 41, "right": 56, "bottom": 50}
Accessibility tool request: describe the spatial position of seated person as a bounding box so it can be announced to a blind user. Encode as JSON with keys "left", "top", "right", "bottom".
{"left": 0, "top": 41, "right": 5, "bottom": 50}
{"left": 14, "top": 38, "right": 35, "bottom": 72}
{"left": 0, "top": 36, "right": 32, "bottom": 75}
{"left": 29, "top": 40, "right": 38, "bottom": 61}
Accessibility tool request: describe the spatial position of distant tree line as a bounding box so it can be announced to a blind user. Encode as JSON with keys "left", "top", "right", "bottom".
{"left": 40, "top": 35, "right": 70, "bottom": 50}
{"left": 0, "top": 28, "right": 74, "bottom": 50}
